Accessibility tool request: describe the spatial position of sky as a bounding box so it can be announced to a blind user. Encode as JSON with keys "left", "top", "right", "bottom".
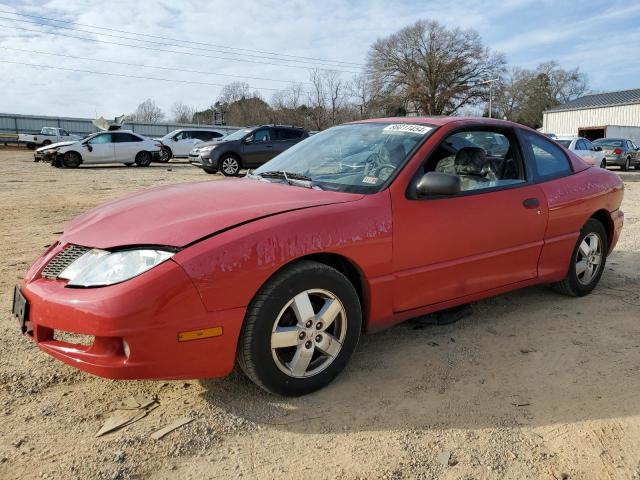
{"left": 0, "top": 0, "right": 639, "bottom": 119}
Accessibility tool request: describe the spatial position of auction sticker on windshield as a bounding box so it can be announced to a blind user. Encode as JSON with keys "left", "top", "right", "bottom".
{"left": 382, "top": 124, "right": 432, "bottom": 135}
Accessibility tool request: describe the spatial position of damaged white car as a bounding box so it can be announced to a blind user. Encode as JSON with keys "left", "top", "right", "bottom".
{"left": 35, "top": 130, "right": 162, "bottom": 168}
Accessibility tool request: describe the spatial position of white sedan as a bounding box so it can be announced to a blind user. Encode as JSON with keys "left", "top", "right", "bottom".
{"left": 555, "top": 136, "right": 606, "bottom": 168}
{"left": 35, "top": 131, "right": 162, "bottom": 168}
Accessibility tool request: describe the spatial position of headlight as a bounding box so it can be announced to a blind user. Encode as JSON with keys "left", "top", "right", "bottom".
{"left": 200, "top": 145, "right": 216, "bottom": 152}
{"left": 59, "top": 248, "right": 174, "bottom": 287}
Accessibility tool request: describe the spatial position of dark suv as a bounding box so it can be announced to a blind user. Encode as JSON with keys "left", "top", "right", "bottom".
{"left": 190, "top": 125, "right": 309, "bottom": 175}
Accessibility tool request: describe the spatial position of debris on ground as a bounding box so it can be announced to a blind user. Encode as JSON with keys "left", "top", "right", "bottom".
{"left": 95, "top": 397, "right": 159, "bottom": 437}
{"left": 150, "top": 417, "right": 194, "bottom": 440}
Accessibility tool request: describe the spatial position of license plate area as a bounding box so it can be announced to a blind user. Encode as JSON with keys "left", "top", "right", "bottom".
{"left": 12, "top": 285, "right": 31, "bottom": 334}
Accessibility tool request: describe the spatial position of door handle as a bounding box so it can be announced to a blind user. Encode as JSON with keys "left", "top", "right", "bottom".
{"left": 522, "top": 198, "right": 540, "bottom": 209}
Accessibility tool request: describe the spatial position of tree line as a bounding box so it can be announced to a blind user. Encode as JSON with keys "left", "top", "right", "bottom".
{"left": 126, "top": 20, "right": 588, "bottom": 130}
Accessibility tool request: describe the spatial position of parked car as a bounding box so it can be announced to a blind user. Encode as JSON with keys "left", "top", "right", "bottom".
{"left": 35, "top": 130, "right": 162, "bottom": 168}
{"left": 190, "top": 125, "right": 309, "bottom": 175}
{"left": 592, "top": 138, "right": 640, "bottom": 171}
{"left": 555, "top": 137, "right": 606, "bottom": 168}
{"left": 155, "top": 128, "right": 227, "bottom": 162}
{"left": 14, "top": 117, "right": 624, "bottom": 396}
{"left": 19, "top": 127, "right": 80, "bottom": 150}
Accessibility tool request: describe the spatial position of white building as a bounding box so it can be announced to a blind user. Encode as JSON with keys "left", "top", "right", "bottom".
{"left": 542, "top": 88, "right": 640, "bottom": 142}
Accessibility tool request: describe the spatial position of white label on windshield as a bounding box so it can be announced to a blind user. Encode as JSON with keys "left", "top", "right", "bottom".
{"left": 382, "top": 124, "right": 432, "bottom": 135}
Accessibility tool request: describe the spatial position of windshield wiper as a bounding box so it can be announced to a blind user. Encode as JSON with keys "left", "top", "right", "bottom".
{"left": 252, "top": 170, "right": 316, "bottom": 188}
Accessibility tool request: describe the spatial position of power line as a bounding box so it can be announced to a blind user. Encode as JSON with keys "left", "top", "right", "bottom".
{"left": 0, "top": 9, "right": 364, "bottom": 68}
{"left": 1, "top": 46, "right": 311, "bottom": 85}
{"left": 1, "top": 22, "right": 361, "bottom": 74}
{"left": 0, "top": 59, "right": 301, "bottom": 92}
{"left": 0, "top": 15, "right": 358, "bottom": 70}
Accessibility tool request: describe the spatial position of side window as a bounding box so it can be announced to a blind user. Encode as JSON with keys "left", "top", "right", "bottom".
{"left": 112, "top": 133, "right": 142, "bottom": 142}
{"left": 522, "top": 131, "right": 571, "bottom": 179}
{"left": 173, "top": 131, "right": 190, "bottom": 141}
{"left": 583, "top": 139, "right": 595, "bottom": 150}
{"left": 252, "top": 128, "right": 271, "bottom": 142}
{"left": 42, "top": 127, "right": 55, "bottom": 136}
{"left": 88, "top": 134, "right": 112, "bottom": 144}
{"left": 59, "top": 129, "right": 69, "bottom": 136}
{"left": 276, "top": 128, "right": 304, "bottom": 140}
{"left": 194, "top": 132, "right": 211, "bottom": 141}
{"left": 576, "top": 139, "right": 587, "bottom": 150}
{"left": 425, "top": 130, "right": 525, "bottom": 192}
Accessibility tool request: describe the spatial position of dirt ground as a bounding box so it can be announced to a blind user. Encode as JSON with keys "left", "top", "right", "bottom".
{"left": 0, "top": 148, "right": 639, "bottom": 480}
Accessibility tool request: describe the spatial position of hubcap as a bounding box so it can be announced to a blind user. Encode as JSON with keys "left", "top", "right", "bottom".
{"left": 222, "top": 158, "right": 238, "bottom": 174}
{"left": 271, "top": 289, "right": 347, "bottom": 378}
{"left": 575, "top": 232, "right": 602, "bottom": 285}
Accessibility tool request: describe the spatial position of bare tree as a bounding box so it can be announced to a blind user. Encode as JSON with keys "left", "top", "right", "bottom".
{"left": 493, "top": 62, "right": 589, "bottom": 128}
{"left": 271, "top": 82, "right": 306, "bottom": 126}
{"left": 127, "top": 98, "right": 165, "bottom": 123}
{"left": 171, "top": 102, "right": 195, "bottom": 124}
{"left": 366, "top": 20, "right": 505, "bottom": 116}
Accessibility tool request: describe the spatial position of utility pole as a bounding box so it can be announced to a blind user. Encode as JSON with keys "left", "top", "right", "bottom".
{"left": 480, "top": 78, "right": 499, "bottom": 118}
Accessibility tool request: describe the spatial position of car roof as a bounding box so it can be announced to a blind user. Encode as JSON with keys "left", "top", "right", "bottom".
{"left": 556, "top": 136, "right": 579, "bottom": 141}
{"left": 351, "top": 116, "right": 541, "bottom": 131}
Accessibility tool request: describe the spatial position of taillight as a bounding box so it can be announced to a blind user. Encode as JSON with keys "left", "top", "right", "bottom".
{"left": 613, "top": 148, "right": 622, "bottom": 155}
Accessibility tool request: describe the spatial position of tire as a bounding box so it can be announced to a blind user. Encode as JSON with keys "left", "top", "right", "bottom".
{"left": 123, "top": 163, "right": 134, "bottom": 167}
{"left": 553, "top": 218, "right": 607, "bottom": 297}
{"left": 42, "top": 140, "right": 51, "bottom": 146}
{"left": 135, "top": 151, "right": 152, "bottom": 167}
{"left": 61, "top": 151, "right": 82, "bottom": 168}
{"left": 600, "top": 159, "right": 607, "bottom": 169}
{"left": 158, "top": 147, "right": 171, "bottom": 163}
{"left": 203, "top": 169, "right": 218, "bottom": 175}
{"left": 220, "top": 155, "right": 241, "bottom": 176}
{"left": 621, "top": 157, "right": 630, "bottom": 171}
{"left": 237, "top": 260, "right": 362, "bottom": 396}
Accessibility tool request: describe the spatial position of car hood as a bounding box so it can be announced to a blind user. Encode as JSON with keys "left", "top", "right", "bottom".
{"left": 36, "top": 140, "right": 78, "bottom": 151}
{"left": 61, "top": 179, "right": 363, "bottom": 248}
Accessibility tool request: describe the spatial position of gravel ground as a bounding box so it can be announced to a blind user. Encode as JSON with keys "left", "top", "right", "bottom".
{"left": 0, "top": 148, "right": 639, "bottom": 480}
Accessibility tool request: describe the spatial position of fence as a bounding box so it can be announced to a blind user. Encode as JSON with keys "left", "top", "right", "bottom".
{"left": 0, "top": 112, "right": 240, "bottom": 138}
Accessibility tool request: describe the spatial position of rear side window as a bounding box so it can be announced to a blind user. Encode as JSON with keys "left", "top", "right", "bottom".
{"left": 522, "top": 131, "right": 571, "bottom": 180}
{"left": 275, "top": 128, "right": 304, "bottom": 140}
{"left": 576, "top": 139, "right": 587, "bottom": 150}
{"left": 112, "top": 133, "right": 142, "bottom": 142}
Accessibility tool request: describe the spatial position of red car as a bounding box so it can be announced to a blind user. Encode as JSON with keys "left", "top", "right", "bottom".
{"left": 13, "top": 117, "right": 624, "bottom": 396}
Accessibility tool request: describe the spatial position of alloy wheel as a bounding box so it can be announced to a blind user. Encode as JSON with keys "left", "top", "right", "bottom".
{"left": 221, "top": 157, "right": 239, "bottom": 175}
{"left": 270, "top": 289, "right": 347, "bottom": 378}
{"left": 575, "top": 232, "right": 602, "bottom": 285}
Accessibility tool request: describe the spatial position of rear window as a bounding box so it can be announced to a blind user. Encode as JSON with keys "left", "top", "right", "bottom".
{"left": 594, "top": 139, "right": 622, "bottom": 147}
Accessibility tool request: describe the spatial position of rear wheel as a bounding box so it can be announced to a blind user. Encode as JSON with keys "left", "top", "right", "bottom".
{"left": 135, "top": 151, "right": 152, "bottom": 167}
{"left": 42, "top": 140, "right": 52, "bottom": 147}
{"left": 553, "top": 218, "right": 607, "bottom": 297}
{"left": 621, "top": 157, "right": 630, "bottom": 171}
{"left": 237, "top": 261, "right": 362, "bottom": 396}
{"left": 62, "top": 151, "right": 81, "bottom": 168}
{"left": 220, "top": 155, "right": 241, "bottom": 176}
{"left": 600, "top": 159, "right": 607, "bottom": 169}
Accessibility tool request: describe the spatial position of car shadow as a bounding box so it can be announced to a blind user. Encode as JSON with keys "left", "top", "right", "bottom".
{"left": 199, "top": 249, "right": 640, "bottom": 434}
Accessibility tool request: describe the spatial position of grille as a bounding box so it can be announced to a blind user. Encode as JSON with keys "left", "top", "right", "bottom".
{"left": 41, "top": 244, "right": 90, "bottom": 279}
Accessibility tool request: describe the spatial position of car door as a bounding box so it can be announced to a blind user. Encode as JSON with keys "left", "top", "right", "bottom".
{"left": 392, "top": 127, "right": 548, "bottom": 312}
{"left": 273, "top": 128, "right": 303, "bottom": 157}
{"left": 241, "top": 128, "right": 274, "bottom": 167}
{"left": 582, "top": 138, "right": 601, "bottom": 166}
{"left": 627, "top": 140, "right": 639, "bottom": 163}
{"left": 83, "top": 133, "right": 115, "bottom": 163}
{"left": 112, "top": 132, "right": 143, "bottom": 162}
{"left": 170, "top": 131, "right": 199, "bottom": 157}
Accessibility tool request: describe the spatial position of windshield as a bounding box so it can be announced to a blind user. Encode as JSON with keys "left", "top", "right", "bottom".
{"left": 222, "top": 128, "right": 253, "bottom": 141}
{"left": 556, "top": 140, "right": 571, "bottom": 148}
{"left": 593, "top": 139, "right": 622, "bottom": 147}
{"left": 252, "top": 122, "right": 434, "bottom": 193}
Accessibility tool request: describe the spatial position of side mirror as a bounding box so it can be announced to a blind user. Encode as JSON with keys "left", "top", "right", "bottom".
{"left": 594, "top": 146, "right": 602, "bottom": 151}
{"left": 416, "top": 172, "right": 461, "bottom": 196}
{"left": 83, "top": 143, "right": 93, "bottom": 152}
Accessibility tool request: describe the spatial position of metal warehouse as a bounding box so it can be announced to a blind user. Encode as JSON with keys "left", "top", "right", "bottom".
{"left": 542, "top": 88, "right": 640, "bottom": 142}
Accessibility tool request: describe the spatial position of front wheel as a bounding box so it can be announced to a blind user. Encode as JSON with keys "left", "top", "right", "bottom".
{"left": 553, "top": 218, "right": 607, "bottom": 297}
{"left": 62, "top": 151, "right": 81, "bottom": 168}
{"left": 135, "top": 151, "right": 152, "bottom": 167}
{"left": 237, "top": 261, "right": 362, "bottom": 396}
{"left": 220, "top": 155, "right": 241, "bottom": 176}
